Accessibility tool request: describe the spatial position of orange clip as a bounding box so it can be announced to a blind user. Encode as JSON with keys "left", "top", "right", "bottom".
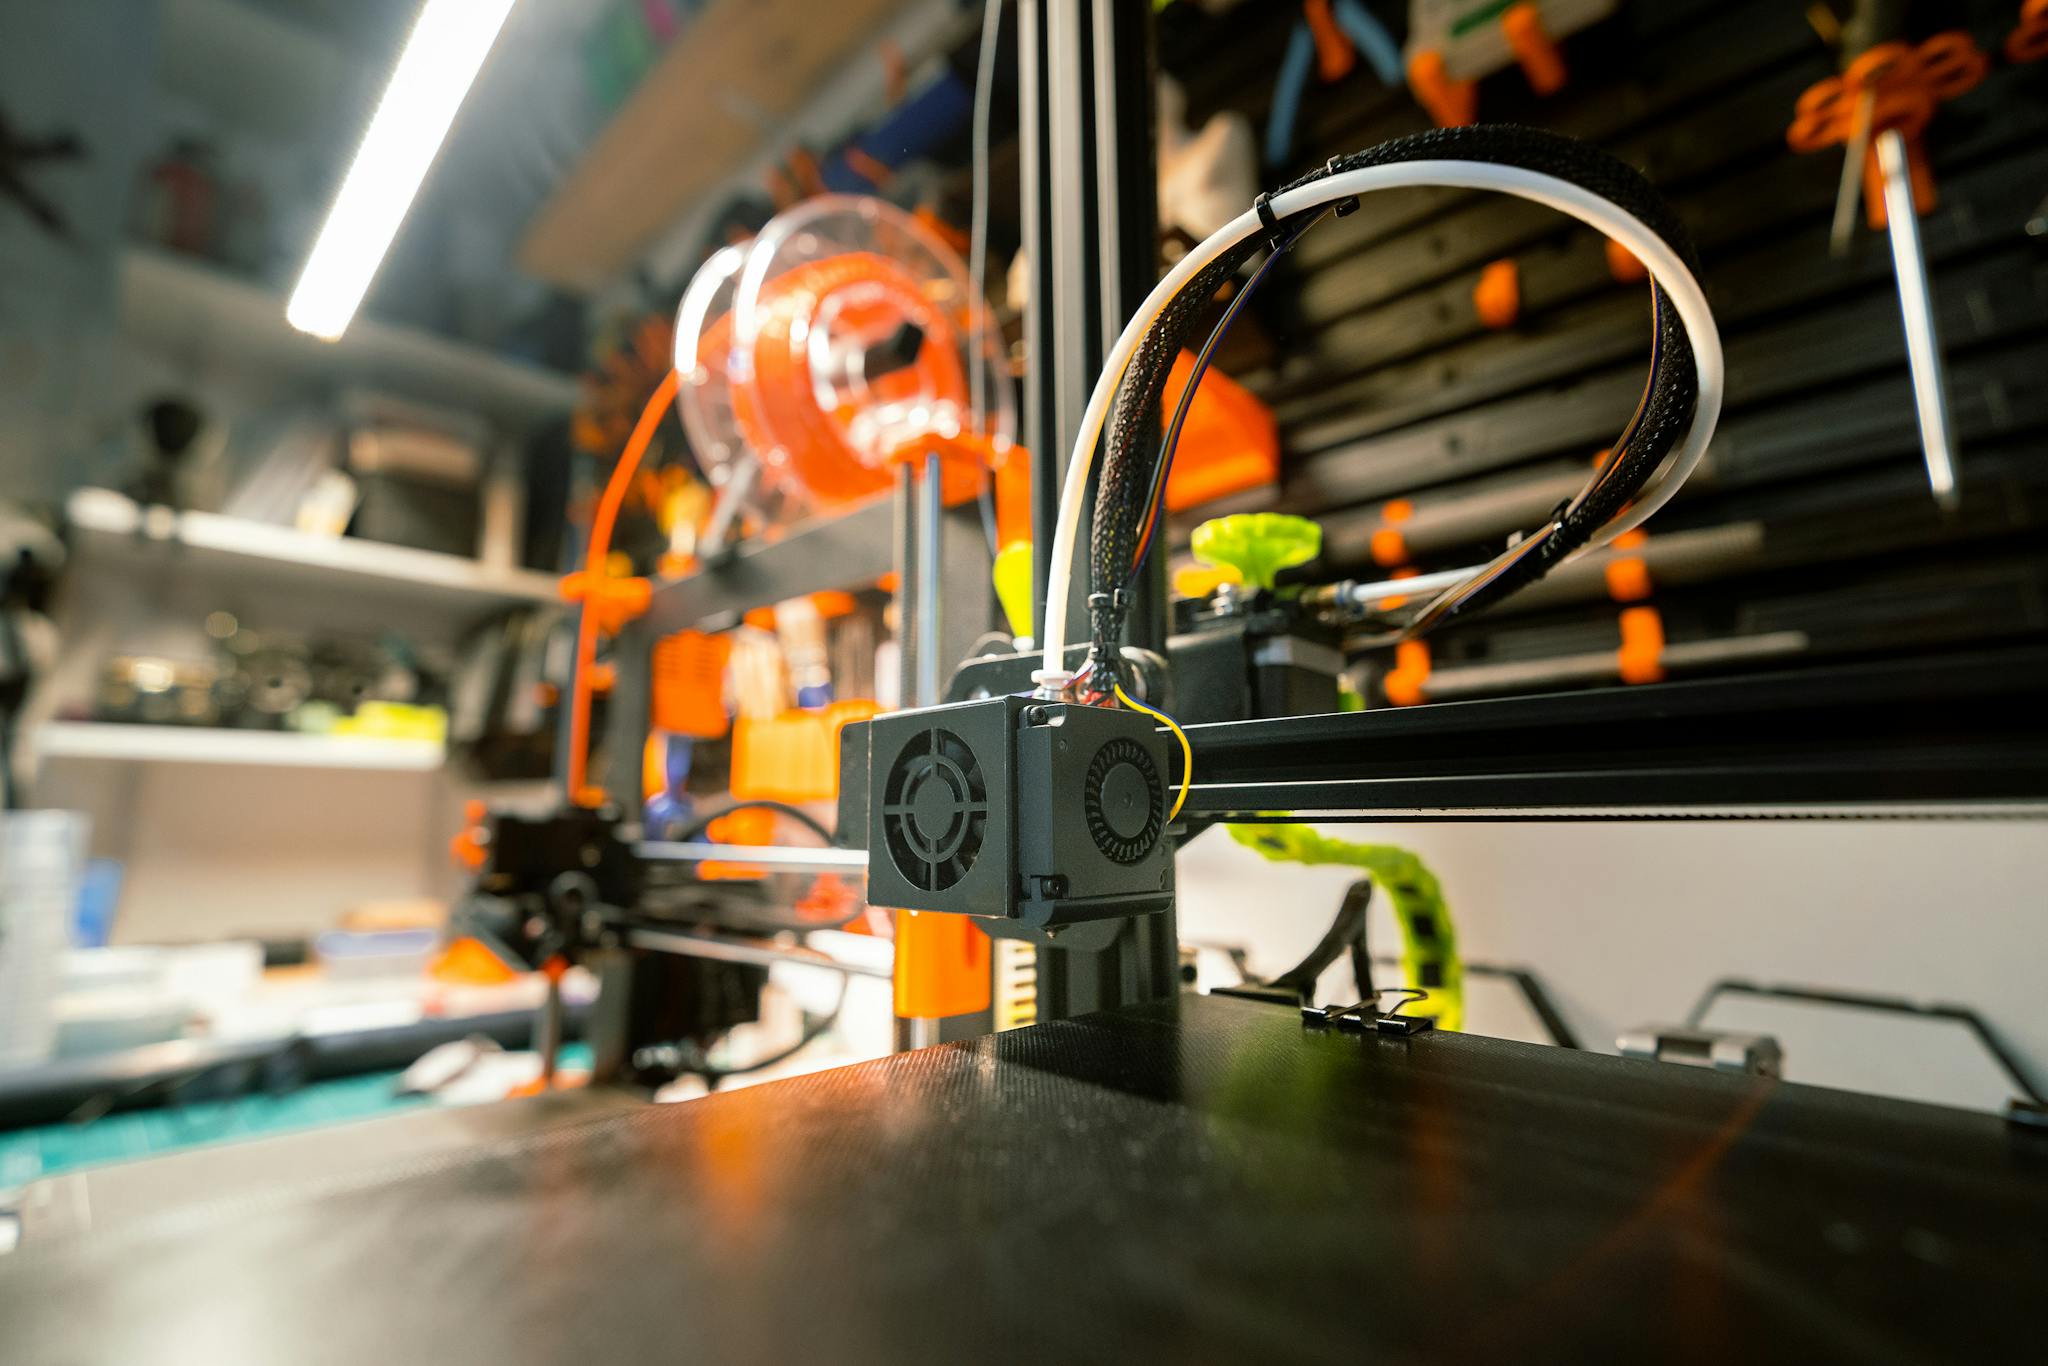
{"left": 1305, "top": 0, "right": 1357, "bottom": 82}
{"left": 810, "top": 590, "right": 858, "bottom": 620}
{"left": 1604, "top": 237, "right": 1647, "bottom": 284}
{"left": 1786, "top": 32, "right": 1989, "bottom": 228}
{"left": 450, "top": 798, "right": 489, "bottom": 872}
{"left": 1603, "top": 529, "right": 1653, "bottom": 603}
{"left": 559, "top": 570, "right": 652, "bottom": 635}
{"left": 1616, "top": 606, "right": 1666, "bottom": 684}
{"left": 1383, "top": 639, "right": 1432, "bottom": 707}
{"left": 1503, "top": 3, "right": 1567, "bottom": 95}
{"left": 1407, "top": 49, "right": 1477, "bottom": 128}
{"left": 1474, "top": 259, "right": 1520, "bottom": 329}
{"left": 1370, "top": 498, "right": 1414, "bottom": 568}
{"left": 2011, "top": 0, "right": 2048, "bottom": 62}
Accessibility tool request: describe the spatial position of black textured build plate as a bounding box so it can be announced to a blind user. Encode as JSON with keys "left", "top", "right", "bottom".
{"left": 4, "top": 993, "right": 2045, "bottom": 1363}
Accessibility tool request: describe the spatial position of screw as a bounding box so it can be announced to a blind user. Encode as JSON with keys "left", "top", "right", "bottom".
{"left": 580, "top": 844, "right": 602, "bottom": 868}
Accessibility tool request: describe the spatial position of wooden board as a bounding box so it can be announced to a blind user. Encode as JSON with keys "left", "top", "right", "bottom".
{"left": 518, "top": 0, "right": 907, "bottom": 292}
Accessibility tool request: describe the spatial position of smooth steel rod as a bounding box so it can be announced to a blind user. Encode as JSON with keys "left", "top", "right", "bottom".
{"left": 915, "top": 451, "right": 943, "bottom": 707}
{"left": 626, "top": 927, "right": 892, "bottom": 980}
{"left": 637, "top": 842, "right": 869, "bottom": 872}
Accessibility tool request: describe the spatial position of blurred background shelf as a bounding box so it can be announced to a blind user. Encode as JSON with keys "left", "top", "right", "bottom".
{"left": 66, "top": 488, "right": 561, "bottom": 631}
{"left": 118, "top": 248, "right": 580, "bottom": 428}
{"left": 36, "top": 722, "right": 444, "bottom": 771}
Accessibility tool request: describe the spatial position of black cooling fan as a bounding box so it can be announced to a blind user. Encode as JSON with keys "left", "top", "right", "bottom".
{"left": 880, "top": 727, "right": 988, "bottom": 892}
{"left": 1084, "top": 736, "right": 1164, "bottom": 864}
{"left": 845, "top": 696, "right": 1175, "bottom": 932}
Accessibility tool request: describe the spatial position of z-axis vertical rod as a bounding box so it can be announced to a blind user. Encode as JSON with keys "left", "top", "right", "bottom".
{"left": 892, "top": 462, "right": 916, "bottom": 705}
{"left": 1018, "top": 0, "right": 1060, "bottom": 639}
{"left": 915, "top": 452, "right": 943, "bottom": 707}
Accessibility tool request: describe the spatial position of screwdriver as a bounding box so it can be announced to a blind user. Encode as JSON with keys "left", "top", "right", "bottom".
{"left": 1872, "top": 125, "right": 1959, "bottom": 510}
{"left": 1816, "top": 0, "right": 1963, "bottom": 510}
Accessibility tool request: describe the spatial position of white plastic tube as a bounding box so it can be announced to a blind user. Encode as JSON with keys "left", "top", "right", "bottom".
{"left": 1036, "top": 160, "right": 1725, "bottom": 686}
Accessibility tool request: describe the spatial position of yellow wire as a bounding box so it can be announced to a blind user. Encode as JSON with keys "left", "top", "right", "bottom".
{"left": 1113, "top": 683, "right": 1192, "bottom": 822}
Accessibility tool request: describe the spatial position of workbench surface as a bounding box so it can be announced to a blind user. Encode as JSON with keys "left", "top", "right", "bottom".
{"left": 3, "top": 992, "right": 2042, "bottom": 1363}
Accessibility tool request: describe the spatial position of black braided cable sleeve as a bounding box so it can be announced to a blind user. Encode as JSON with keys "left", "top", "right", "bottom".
{"left": 1089, "top": 241, "right": 1263, "bottom": 674}
{"left": 1088, "top": 124, "right": 1703, "bottom": 645}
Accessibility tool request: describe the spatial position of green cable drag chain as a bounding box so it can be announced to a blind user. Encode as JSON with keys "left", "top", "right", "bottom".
{"left": 1228, "top": 822, "right": 1463, "bottom": 1030}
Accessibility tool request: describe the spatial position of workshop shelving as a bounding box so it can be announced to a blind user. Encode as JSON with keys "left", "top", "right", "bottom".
{"left": 118, "top": 248, "right": 579, "bottom": 429}
{"left": 65, "top": 488, "right": 561, "bottom": 628}
{"left": 35, "top": 722, "right": 444, "bottom": 772}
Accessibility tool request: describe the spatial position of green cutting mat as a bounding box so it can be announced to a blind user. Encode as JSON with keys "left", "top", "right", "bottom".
{"left": 0, "top": 1042, "right": 599, "bottom": 1187}
{"left": 0, "top": 1071, "right": 426, "bottom": 1188}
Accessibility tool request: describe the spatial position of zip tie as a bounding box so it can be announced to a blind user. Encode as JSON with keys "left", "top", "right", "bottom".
{"left": 1324, "top": 157, "right": 1361, "bottom": 216}
{"left": 1253, "top": 192, "right": 1288, "bottom": 252}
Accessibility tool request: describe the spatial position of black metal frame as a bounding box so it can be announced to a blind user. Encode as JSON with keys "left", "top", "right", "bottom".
{"left": 1179, "top": 645, "right": 2048, "bottom": 818}
{"left": 1018, "top": 0, "right": 1173, "bottom": 1021}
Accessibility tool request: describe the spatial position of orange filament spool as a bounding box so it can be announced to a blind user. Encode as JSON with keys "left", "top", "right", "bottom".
{"left": 736, "top": 251, "right": 976, "bottom": 504}
{"left": 706, "top": 194, "right": 1015, "bottom": 511}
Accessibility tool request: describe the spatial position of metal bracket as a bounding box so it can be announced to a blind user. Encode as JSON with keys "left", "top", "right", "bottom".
{"left": 1617, "top": 1024, "right": 1783, "bottom": 1076}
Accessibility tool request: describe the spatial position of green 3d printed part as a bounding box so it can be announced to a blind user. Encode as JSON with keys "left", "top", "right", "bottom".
{"left": 1189, "top": 513, "right": 1321, "bottom": 592}
{"left": 1229, "top": 822, "right": 1463, "bottom": 1030}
